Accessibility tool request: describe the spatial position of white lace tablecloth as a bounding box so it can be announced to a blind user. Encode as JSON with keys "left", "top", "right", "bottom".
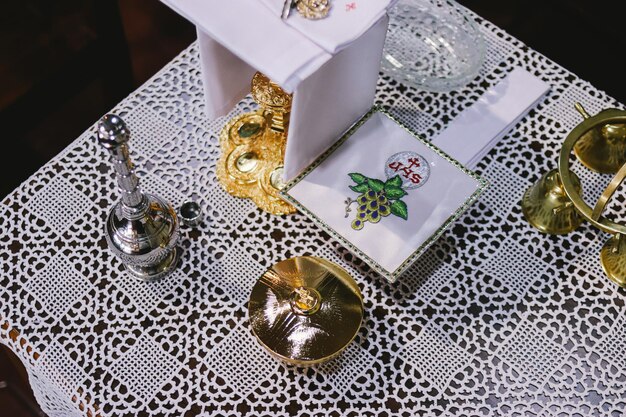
{"left": 2, "top": 9, "right": 625, "bottom": 417}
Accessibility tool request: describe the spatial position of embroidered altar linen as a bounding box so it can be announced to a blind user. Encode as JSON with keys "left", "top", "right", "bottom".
{"left": 282, "top": 109, "right": 487, "bottom": 282}
{"left": 259, "top": 0, "right": 398, "bottom": 53}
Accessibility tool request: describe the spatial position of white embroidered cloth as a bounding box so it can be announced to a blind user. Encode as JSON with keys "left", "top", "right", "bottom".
{"left": 1, "top": 7, "right": 626, "bottom": 417}
{"left": 160, "top": 0, "right": 330, "bottom": 93}
{"left": 259, "top": 0, "right": 397, "bottom": 53}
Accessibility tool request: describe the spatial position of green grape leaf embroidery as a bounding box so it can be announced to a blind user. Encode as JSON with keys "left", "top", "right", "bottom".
{"left": 385, "top": 187, "right": 407, "bottom": 199}
{"left": 390, "top": 200, "right": 408, "bottom": 220}
{"left": 385, "top": 175, "right": 403, "bottom": 188}
{"left": 349, "top": 183, "right": 369, "bottom": 193}
{"left": 345, "top": 172, "right": 408, "bottom": 230}
{"left": 367, "top": 178, "right": 385, "bottom": 192}
{"left": 349, "top": 173, "right": 367, "bottom": 184}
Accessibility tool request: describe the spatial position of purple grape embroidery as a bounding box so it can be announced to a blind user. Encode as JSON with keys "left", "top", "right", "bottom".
{"left": 344, "top": 151, "right": 430, "bottom": 230}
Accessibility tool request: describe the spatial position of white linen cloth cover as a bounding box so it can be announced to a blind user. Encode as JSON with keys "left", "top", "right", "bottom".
{"left": 160, "top": 0, "right": 331, "bottom": 94}
{"left": 286, "top": 15, "right": 388, "bottom": 180}
{"left": 160, "top": 0, "right": 391, "bottom": 181}
{"left": 259, "top": 0, "right": 397, "bottom": 53}
{"left": 287, "top": 111, "right": 482, "bottom": 277}
{"left": 3, "top": 11, "right": 626, "bottom": 416}
{"left": 431, "top": 67, "right": 551, "bottom": 169}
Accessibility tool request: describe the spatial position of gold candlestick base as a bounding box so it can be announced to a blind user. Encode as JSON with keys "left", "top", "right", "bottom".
{"left": 215, "top": 73, "right": 296, "bottom": 215}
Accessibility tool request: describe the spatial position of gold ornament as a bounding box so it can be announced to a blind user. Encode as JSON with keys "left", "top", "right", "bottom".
{"left": 216, "top": 72, "right": 296, "bottom": 215}
{"left": 573, "top": 102, "right": 626, "bottom": 174}
{"left": 521, "top": 169, "right": 584, "bottom": 235}
{"left": 296, "top": 0, "right": 331, "bottom": 20}
{"left": 601, "top": 234, "right": 626, "bottom": 287}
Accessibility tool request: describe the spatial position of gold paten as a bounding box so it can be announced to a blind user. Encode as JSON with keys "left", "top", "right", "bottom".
{"left": 522, "top": 103, "right": 626, "bottom": 287}
{"left": 216, "top": 73, "right": 296, "bottom": 215}
{"left": 573, "top": 103, "right": 626, "bottom": 174}
{"left": 521, "top": 169, "right": 584, "bottom": 235}
{"left": 248, "top": 256, "right": 364, "bottom": 366}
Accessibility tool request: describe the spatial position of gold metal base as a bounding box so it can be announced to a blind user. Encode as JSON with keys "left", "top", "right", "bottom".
{"left": 600, "top": 234, "right": 626, "bottom": 287}
{"left": 248, "top": 256, "right": 363, "bottom": 366}
{"left": 216, "top": 111, "right": 296, "bottom": 215}
{"left": 521, "top": 169, "right": 584, "bottom": 235}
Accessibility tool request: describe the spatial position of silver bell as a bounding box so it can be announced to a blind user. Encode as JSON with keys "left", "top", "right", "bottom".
{"left": 97, "top": 114, "right": 180, "bottom": 281}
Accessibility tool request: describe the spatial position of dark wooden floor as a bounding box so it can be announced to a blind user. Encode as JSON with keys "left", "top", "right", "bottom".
{"left": 0, "top": 346, "right": 46, "bottom": 417}
{"left": 1, "top": 1, "right": 624, "bottom": 416}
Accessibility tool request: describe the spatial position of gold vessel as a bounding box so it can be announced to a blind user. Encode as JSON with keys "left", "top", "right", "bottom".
{"left": 248, "top": 256, "right": 364, "bottom": 366}
{"left": 216, "top": 72, "right": 296, "bottom": 215}
{"left": 521, "top": 103, "right": 626, "bottom": 287}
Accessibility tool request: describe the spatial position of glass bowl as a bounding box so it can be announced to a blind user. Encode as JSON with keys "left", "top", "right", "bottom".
{"left": 382, "top": 0, "right": 486, "bottom": 92}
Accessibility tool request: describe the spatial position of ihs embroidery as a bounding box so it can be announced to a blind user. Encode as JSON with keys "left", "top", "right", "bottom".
{"left": 345, "top": 151, "right": 430, "bottom": 230}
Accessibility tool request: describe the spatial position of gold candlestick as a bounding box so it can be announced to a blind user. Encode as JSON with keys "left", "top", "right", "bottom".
{"left": 216, "top": 72, "right": 296, "bottom": 215}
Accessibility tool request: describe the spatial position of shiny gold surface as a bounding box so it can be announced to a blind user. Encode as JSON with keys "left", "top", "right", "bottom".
{"left": 251, "top": 72, "right": 292, "bottom": 133}
{"left": 556, "top": 105, "right": 626, "bottom": 287}
{"left": 269, "top": 166, "right": 287, "bottom": 190}
{"left": 522, "top": 105, "right": 626, "bottom": 287}
{"left": 248, "top": 256, "right": 364, "bottom": 366}
{"left": 216, "top": 72, "right": 296, "bottom": 215}
{"left": 600, "top": 234, "right": 626, "bottom": 287}
{"left": 558, "top": 107, "right": 626, "bottom": 236}
{"left": 228, "top": 113, "right": 266, "bottom": 146}
{"left": 257, "top": 163, "right": 295, "bottom": 215}
{"left": 296, "top": 0, "right": 331, "bottom": 20}
{"left": 573, "top": 103, "right": 626, "bottom": 174}
{"left": 591, "top": 162, "right": 626, "bottom": 221}
{"left": 521, "top": 169, "right": 584, "bottom": 235}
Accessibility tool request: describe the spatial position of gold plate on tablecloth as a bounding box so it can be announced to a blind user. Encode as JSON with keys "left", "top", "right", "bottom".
{"left": 248, "top": 256, "right": 363, "bottom": 366}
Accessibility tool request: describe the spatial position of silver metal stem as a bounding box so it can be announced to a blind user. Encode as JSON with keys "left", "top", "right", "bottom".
{"left": 109, "top": 145, "right": 144, "bottom": 209}
{"left": 97, "top": 115, "right": 145, "bottom": 210}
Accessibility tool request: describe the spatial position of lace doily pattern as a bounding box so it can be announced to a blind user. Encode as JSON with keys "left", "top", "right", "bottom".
{"left": 1, "top": 8, "right": 626, "bottom": 417}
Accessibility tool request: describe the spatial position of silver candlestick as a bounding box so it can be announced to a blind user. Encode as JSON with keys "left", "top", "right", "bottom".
{"left": 97, "top": 114, "right": 180, "bottom": 281}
